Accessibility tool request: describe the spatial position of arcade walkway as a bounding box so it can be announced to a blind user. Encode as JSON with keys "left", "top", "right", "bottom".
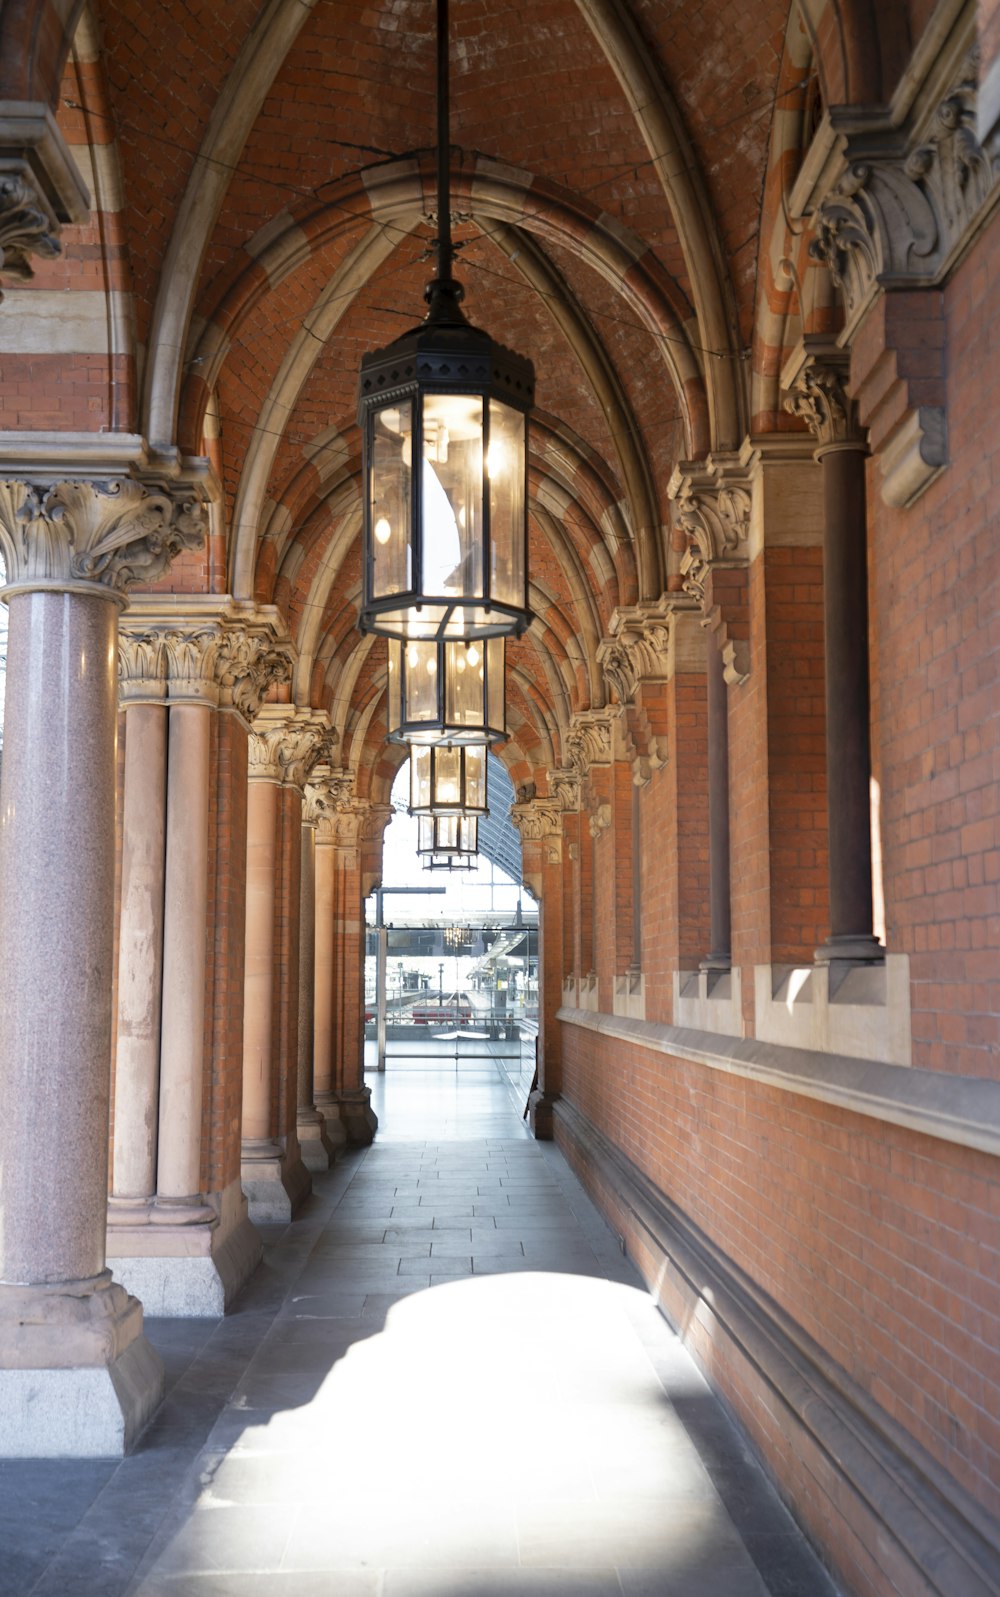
{"left": 0, "top": 1060, "right": 841, "bottom": 1596}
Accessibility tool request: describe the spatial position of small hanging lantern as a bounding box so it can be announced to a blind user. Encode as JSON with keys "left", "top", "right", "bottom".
{"left": 387, "top": 635, "right": 505, "bottom": 746}
{"left": 417, "top": 811, "right": 479, "bottom": 866}
{"left": 409, "top": 744, "right": 487, "bottom": 816}
{"left": 357, "top": 0, "right": 533, "bottom": 642}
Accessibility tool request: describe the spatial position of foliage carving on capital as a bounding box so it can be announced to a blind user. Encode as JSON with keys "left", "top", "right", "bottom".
{"left": 0, "top": 176, "right": 61, "bottom": 302}
{"left": 249, "top": 716, "right": 332, "bottom": 788}
{"left": 564, "top": 709, "right": 614, "bottom": 775}
{"left": 783, "top": 351, "right": 859, "bottom": 448}
{"left": 360, "top": 802, "right": 394, "bottom": 845}
{"left": 598, "top": 595, "right": 700, "bottom": 703}
{"left": 118, "top": 630, "right": 168, "bottom": 699}
{"left": 0, "top": 479, "right": 206, "bottom": 593}
{"left": 214, "top": 630, "right": 291, "bottom": 720}
{"left": 547, "top": 766, "right": 581, "bottom": 813}
{"left": 808, "top": 53, "right": 998, "bottom": 331}
{"left": 510, "top": 797, "right": 563, "bottom": 863}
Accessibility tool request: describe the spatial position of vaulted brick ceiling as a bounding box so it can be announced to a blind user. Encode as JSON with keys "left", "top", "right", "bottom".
{"left": 21, "top": 0, "right": 842, "bottom": 788}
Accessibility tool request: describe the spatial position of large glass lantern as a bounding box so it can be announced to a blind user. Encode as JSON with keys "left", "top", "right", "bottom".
{"left": 409, "top": 744, "right": 487, "bottom": 816}
{"left": 387, "top": 635, "right": 505, "bottom": 746}
{"left": 357, "top": 0, "right": 533, "bottom": 643}
{"left": 417, "top": 812, "right": 479, "bottom": 863}
{"left": 359, "top": 325, "right": 532, "bottom": 641}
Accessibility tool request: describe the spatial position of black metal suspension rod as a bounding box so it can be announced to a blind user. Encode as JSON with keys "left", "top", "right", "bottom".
{"left": 436, "top": 0, "right": 453, "bottom": 284}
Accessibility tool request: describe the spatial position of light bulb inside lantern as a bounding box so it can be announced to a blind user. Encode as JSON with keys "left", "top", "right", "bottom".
{"left": 466, "top": 644, "right": 480, "bottom": 668}
{"left": 374, "top": 515, "right": 392, "bottom": 545}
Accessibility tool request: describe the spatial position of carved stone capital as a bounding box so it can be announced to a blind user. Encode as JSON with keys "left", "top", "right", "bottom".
{"left": 547, "top": 766, "right": 582, "bottom": 813}
{"left": 782, "top": 345, "right": 861, "bottom": 450}
{"left": 360, "top": 801, "right": 394, "bottom": 845}
{"left": 249, "top": 708, "right": 335, "bottom": 789}
{"left": 564, "top": 709, "right": 615, "bottom": 776}
{"left": 307, "top": 768, "right": 369, "bottom": 846}
{"left": 510, "top": 797, "right": 563, "bottom": 863}
{"left": 117, "top": 613, "right": 292, "bottom": 715}
{"left": 214, "top": 629, "right": 291, "bottom": 721}
{"left": 0, "top": 478, "right": 207, "bottom": 597}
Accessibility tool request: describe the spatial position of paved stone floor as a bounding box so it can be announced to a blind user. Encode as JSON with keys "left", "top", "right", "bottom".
{"left": 0, "top": 1058, "right": 842, "bottom": 1597}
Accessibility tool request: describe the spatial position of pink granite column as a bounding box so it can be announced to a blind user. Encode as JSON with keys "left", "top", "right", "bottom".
{"left": 0, "top": 583, "right": 163, "bottom": 1454}
{"left": 297, "top": 813, "right": 337, "bottom": 1169}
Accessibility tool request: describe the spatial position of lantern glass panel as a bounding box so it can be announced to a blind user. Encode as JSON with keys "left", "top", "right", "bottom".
{"left": 403, "top": 639, "right": 439, "bottom": 724}
{"left": 463, "top": 746, "right": 486, "bottom": 810}
{"left": 433, "top": 745, "right": 462, "bottom": 808}
{"left": 488, "top": 401, "right": 525, "bottom": 609}
{"left": 486, "top": 636, "right": 504, "bottom": 731}
{"left": 370, "top": 403, "right": 413, "bottom": 598}
{"left": 410, "top": 746, "right": 432, "bottom": 809}
{"left": 421, "top": 394, "right": 484, "bottom": 601}
{"left": 384, "top": 638, "right": 400, "bottom": 731}
{"left": 444, "top": 639, "right": 485, "bottom": 728}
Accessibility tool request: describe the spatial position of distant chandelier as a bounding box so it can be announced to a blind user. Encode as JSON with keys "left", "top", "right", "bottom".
{"left": 387, "top": 635, "right": 505, "bottom": 746}
{"left": 357, "top": 0, "right": 533, "bottom": 642}
{"left": 409, "top": 743, "right": 487, "bottom": 816}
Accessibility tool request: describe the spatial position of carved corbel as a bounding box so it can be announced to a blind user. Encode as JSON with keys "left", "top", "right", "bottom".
{"left": 564, "top": 709, "right": 615, "bottom": 778}
{"left": 0, "top": 106, "right": 90, "bottom": 302}
{"left": 214, "top": 630, "right": 291, "bottom": 722}
{"left": 249, "top": 709, "right": 334, "bottom": 789}
{"left": 666, "top": 458, "right": 751, "bottom": 679}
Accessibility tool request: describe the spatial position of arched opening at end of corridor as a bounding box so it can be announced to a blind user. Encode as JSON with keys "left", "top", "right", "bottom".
{"left": 363, "top": 755, "right": 539, "bottom": 1119}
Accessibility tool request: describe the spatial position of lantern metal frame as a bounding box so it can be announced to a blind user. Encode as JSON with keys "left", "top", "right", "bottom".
{"left": 387, "top": 635, "right": 505, "bottom": 746}
{"left": 357, "top": 0, "right": 533, "bottom": 643}
{"left": 408, "top": 743, "right": 488, "bottom": 817}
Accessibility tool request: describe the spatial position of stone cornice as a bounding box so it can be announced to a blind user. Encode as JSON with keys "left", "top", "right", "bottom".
{"left": 0, "top": 478, "right": 207, "bottom": 599}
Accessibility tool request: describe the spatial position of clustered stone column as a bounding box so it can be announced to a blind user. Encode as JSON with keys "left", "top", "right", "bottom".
{"left": 0, "top": 473, "right": 203, "bottom": 1454}
{"left": 108, "top": 617, "right": 290, "bottom": 1313}
{"left": 786, "top": 343, "right": 883, "bottom": 966}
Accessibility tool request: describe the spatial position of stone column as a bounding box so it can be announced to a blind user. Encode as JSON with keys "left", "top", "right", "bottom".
{"left": 109, "top": 656, "right": 168, "bottom": 1223}
{"left": 786, "top": 346, "right": 883, "bottom": 966}
{"left": 298, "top": 781, "right": 337, "bottom": 1169}
{"left": 240, "top": 711, "right": 322, "bottom": 1219}
{"left": 511, "top": 796, "right": 564, "bottom": 1140}
{"left": 703, "top": 640, "right": 732, "bottom": 971}
{"left": 311, "top": 778, "right": 381, "bottom": 1146}
{"left": 0, "top": 474, "right": 203, "bottom": 1455}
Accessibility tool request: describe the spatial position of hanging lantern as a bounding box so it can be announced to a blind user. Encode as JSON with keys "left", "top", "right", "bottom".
{"left": 417, "top": 811, "right": 479, "bottom": 865}
{"left": 387, "top": 635, "right": 505, "bottom": 745}
{"left": 357, "top": 0, "right": 533, "bottom": 643}
{"left": 409, "top": 744, "right": 487, "bottom": 816}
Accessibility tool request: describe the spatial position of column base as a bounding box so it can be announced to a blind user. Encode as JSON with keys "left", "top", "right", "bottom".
{"left": 0, "top": 1272, "right": 164, "bottom": 1457}
{"left": 107, "top": 1180, "right": 262, "bottom": 1316}
{"left": 325, "top": 1088, "right": 378, "bottom": 1147}
{"left": 297, "top": 1107, "right": 341, "bottom": 1172}
{"left": 241, "top": 1139, "right": 312, "bottom": 1223}
{"left": 528, "top": 1089, "right": 557, "bottom": 1141}
{"left": 814, "top": 934, "right": 885, "bottom": 967}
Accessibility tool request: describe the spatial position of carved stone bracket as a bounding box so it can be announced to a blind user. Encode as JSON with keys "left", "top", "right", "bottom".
{"left": 0, "top": 105, "right": 90, "bottom": 303}
{"left": 807, "top": 50, "right": 997, "bottom": 334}
{"left": 306, "top": 768, "right": 372, "bottom": 848}
{"left": 596, "top": 597, "right": 678, "bottom": 705}
{"left": 588, "top": 803, "right": 612, "bottom": 839}
{"left": 666, "top": 457, "right": 752, "bottom": 680}
{"left": 789, "top": 43, "right": 995, "bottom": 505}
{"left": 0, "top": 478, "right": 207, "bottom": 596}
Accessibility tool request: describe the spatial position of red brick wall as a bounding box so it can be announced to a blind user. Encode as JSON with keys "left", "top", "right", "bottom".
{"left": 870, "top": 208, "right": 1000, "bottom": 1078}
{"left": 560, "top": 1021, "right": 1000, "bottom": 1527}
